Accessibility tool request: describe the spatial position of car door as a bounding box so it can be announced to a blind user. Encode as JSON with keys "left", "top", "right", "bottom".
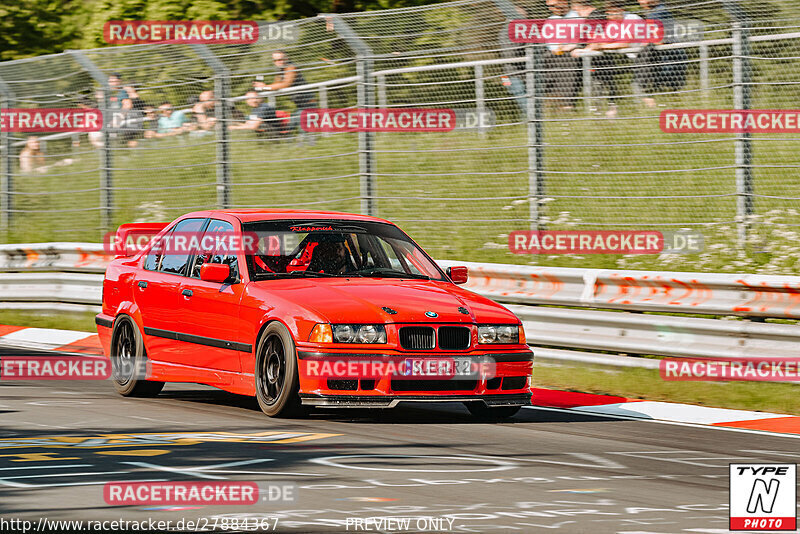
{"left": 176, "top": 218, "right": 247, "bottom": 374}
{"left": 134, "top": 217, "right": 207, "bottom": 363}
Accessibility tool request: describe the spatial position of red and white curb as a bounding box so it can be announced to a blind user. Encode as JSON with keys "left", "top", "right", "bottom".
{"left": 529, "top": 388, "right": 800, "bottom": 437}
{"left": 2, "top": 324, "right": 799, "bottom": 436}
{"left": 0, "top": 324, "right": 103, "bottom": 354}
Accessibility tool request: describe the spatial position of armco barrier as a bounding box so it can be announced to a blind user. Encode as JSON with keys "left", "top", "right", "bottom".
{"left": 437, "top": 260, "right": 800, "bottom": 319}
{"left": 2, "top": 245, "right": 800, "bottom": 369}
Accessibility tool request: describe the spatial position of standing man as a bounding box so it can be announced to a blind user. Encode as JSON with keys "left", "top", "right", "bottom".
{"left": 544, "top": 0, "right": 581, "bottom": 110}
{"left": 254, "top": 51, "right": 315, "bottom": 142}
{"left": 569, "top": 0, "right": 621, "bottom": 117}
{"left": 636, "top": 0, "right": 688, "bottom": 107}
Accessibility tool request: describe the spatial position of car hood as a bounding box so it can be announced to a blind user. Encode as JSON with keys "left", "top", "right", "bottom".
{"left": 250, "top": 278, "right": 519, "bottom": 325}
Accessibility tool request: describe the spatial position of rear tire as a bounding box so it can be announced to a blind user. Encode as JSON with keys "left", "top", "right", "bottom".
{"left": 465, "top": 402, "right": 520, "bottom": 421}
{"left": 254, "top": 322, "right": 305, "bottom": 417}
{"left": 110, "top": 316, "right": 164, "bottom": 397}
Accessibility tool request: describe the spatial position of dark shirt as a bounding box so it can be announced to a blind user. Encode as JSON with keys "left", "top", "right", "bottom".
{"left": 280, "top": 61, "right": 313, "bottom": 107}
{"left": 249, "top": 103, "right": 278, "bottom": 131}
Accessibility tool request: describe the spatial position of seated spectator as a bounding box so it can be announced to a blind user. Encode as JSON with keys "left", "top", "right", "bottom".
{"left": 107, "top": 73, "right": 129, "bottom": 109}
{"left": 19, "top": 136, "right": 45, "bottom": 173}
{"left": 19, "top": 136, "right": 74, "bottom": 174}
{"left": 113, "top": 97, "right": 145, "bottom": 148}
{"left": 230, "top": 91, "right": 283, "bottom": 137}
{"left": 636, "top": 0, "right": 688, "bottom": 107}
{"left": 192, "top": 90, "right": 217, "bottom": 131}
{"left": 144, "top": 102, "right": 190, "bottom": 138}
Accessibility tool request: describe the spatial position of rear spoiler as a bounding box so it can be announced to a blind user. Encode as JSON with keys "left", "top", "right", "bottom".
{"left": 110, "top": 222, "right": 170, "bottom": 257}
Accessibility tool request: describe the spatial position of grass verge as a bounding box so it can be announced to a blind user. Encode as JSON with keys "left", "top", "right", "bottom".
{"left": 535, "top": 360, "right": 800, "bottom": 416}
{"left": 0, "top": 310, "right": 97, "bottom": 333}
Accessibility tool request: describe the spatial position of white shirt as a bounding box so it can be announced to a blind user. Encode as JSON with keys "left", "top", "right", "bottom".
{"left": 546, "top": 9, "right": 579, "bottom": 53}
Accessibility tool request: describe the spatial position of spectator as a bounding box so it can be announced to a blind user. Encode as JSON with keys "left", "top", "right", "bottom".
{"left": 192, "top": 90, "right": 217, "bottom": 131}
{"left": 569, "top": 0, "right": 621, "bottom": 117}
{"left": 636, "top": 0, "right": 688, "bottom": 107}
{"left": 144, "top": 102, "right": 190, "bottom": 138}
{"left": 19, "top": 136, "right": 45, "bottom": 173}
{"left": 497, "top": 6, "right": 530, "bottom": 116}
{"left": 107, "top": 73, "right": 129, "bottom": 109}
{"left": 113, "top": 97, "right": 145, "bottom": 148}
{"left": 230, "top": 90, "right": 283, "bottom": 137}
{"left": 255, "top": 51, "right": 315, "bottom": 141}
{"left": 19, "top": 136, "right": 74, "bottom": 174}
{"left": 544, "top": 0, "right": 581, "bottom": 110}
{"left": 114, "top": 84, "right": 146, "bottom": 147}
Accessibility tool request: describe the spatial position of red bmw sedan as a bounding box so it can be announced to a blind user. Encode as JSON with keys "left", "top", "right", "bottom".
{"left": 96, "top": 210, "right": 533, "bottom": 419}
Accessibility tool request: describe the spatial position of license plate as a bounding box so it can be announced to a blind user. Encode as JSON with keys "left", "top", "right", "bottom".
{"left": 401, "top": 357, "right": 476, "bottom": 378}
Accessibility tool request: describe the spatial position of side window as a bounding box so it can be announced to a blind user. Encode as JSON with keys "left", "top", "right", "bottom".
{"left": 190, "top": 219, "right": 240, "bottom": 281}
{"left": 144, "top": 246, "right": 162, "bottom": 271}
{"left": 158, "top": 218, "right": 206, "bottom": 276}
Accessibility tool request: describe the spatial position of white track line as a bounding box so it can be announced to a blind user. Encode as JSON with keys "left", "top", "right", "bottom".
{"left": 524, "top": 405, "right": 800, "bottom": 440}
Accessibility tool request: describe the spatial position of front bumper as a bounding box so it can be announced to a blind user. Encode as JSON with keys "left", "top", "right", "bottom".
{"left": 300, "top": 392, "right": 532, "bottom": 408}
{"left": 296, "top": 349, "right": 533, "bottom": 405}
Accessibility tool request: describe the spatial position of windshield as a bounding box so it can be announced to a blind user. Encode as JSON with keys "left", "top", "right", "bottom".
{"left": 242, "top": 220, "right": 446, "bottom": 281}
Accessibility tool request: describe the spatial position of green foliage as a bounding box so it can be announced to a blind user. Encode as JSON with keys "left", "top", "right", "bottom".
{"left": 0, "top": 0, "right": 88, "bottom": 60}
{"left": 0, "top": 0, "right": 452, "bottom": 60}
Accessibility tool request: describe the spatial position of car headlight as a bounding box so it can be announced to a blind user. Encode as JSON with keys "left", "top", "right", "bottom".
{"left": 332, "top": 324, "right": 387, "bottom": 344}
{"left": 477, "top": 325, "right": 520, "bottom": 344}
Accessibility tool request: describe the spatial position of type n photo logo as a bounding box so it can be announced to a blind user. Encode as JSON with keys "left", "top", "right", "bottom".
{"left": 729, "top": 464, "right": 797, "bottom": 531}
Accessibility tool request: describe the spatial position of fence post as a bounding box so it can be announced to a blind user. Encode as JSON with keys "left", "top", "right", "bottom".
{"left": 490, "top": 0, "right": 546, "bottom": 230}
{"left": 67, "top": 50, "right": 114, "bottom": 234}
{"left": 0, "top": 76, "right": 15, "bottom": 234}
{"left": 325, "top": 15, "right": 377, "bottom": 216}
{"left": 721, "top": 0, "right": 754, "bottom": 246}
{"left": 377, "top": 75, "right": 387, "bottom": 108}
{"left": 318, "top": 86, "right": 330, "bottom": 138}
{"left": 192, "top": 44, "right": 232, "bottom": 209}
{"left": 699, "top": 43, "right": 709, "bottom": 100}
{"left": 731, "top": 23, "right": 753, "bottom": 245}
{"left": 526, "top": 44, "right": 546, "bottom": 231}
{"left": 582, "top": 55, "right": 594, "bottom": 111}
{"left": 474, "top": 64, "right": 486, "bottom": 136}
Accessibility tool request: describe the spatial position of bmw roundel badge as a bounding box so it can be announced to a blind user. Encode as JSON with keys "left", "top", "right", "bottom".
{"left": 425, "top": 311, "right": 438, "bottom": 318}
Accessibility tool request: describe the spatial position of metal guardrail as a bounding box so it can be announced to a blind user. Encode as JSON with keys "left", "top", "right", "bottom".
{"left": 2, "top": 245, "right": 799, "bottom": 369}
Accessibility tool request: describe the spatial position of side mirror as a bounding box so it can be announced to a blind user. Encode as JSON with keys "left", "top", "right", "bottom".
{"left": 446, "top": 266, "right": 468, "bottom": 285}
{"left": 200, "top": 263, "right": 230, "bottom": 284}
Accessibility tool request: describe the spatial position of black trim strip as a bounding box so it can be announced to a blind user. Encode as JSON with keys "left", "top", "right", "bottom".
{"left": 144, "top": 327, "right": 251, "bottom": 353}
{"left": 297, "top": 351, "right": 533, "bottom": 362}
{"left": 95, "top": 316, "right": 113, "bottom": 328}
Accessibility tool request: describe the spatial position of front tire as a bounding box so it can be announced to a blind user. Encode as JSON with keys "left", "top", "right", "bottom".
{"left": 110, "top": 316, "right": 164, "bottom": 397}
{"left": 254, "top": 322, "right": 304, "bottom": 417}
{"left": 465, "top": 402, "right": 521, "bottom": 421}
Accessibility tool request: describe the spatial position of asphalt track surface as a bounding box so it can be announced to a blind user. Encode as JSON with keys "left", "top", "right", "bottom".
{"left": 1, "top": 346, "right": 798, "bottom": 533}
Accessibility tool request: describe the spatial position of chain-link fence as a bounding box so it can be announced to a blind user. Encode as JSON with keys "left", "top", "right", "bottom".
{"left": 1, "top": 0, "right": 799, "bottom": 270}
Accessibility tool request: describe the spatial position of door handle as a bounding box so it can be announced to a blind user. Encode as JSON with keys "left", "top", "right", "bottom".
{"left": 182, "top": 289, "right": 193, "bottom": 297}
{"left": 137, "top": 281, "right": 147, "bottom": 288}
